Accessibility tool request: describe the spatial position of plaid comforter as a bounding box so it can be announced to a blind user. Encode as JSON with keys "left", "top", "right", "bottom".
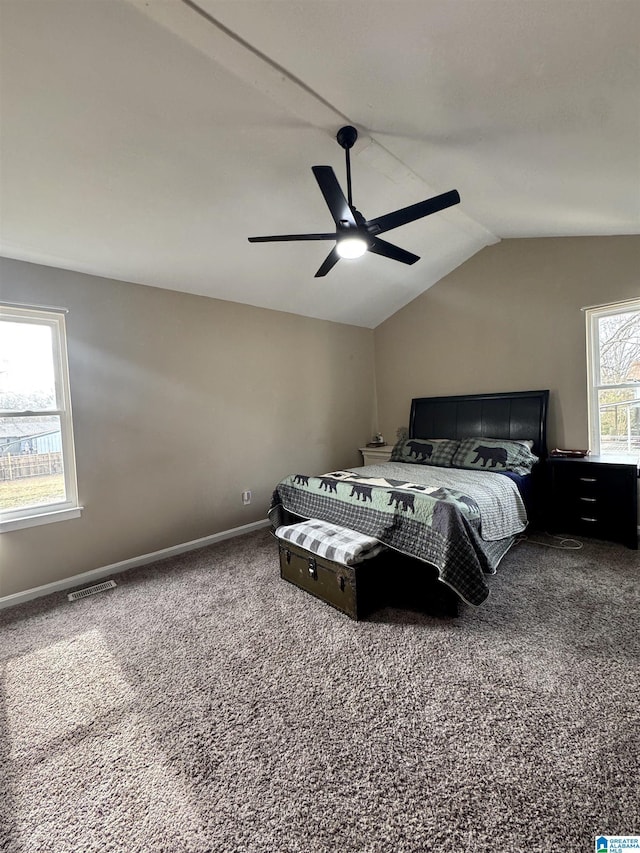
{"left": 269, "top": 463, "right": 528, "bottom": 606}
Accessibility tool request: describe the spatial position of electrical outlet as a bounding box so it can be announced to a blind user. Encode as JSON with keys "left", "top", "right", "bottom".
{"left": 242, "top": 490, "right": 252, "bottom": 505}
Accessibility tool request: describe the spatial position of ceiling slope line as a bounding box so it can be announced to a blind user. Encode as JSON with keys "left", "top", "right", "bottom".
{"left": 126, "top": 0, "right": 498, "bottom": 249}
{"left": 180, "top": 0, "right": 351, "bottom": 126}
{"left": 125, "top": 0, "right": 343, "bottom": 130}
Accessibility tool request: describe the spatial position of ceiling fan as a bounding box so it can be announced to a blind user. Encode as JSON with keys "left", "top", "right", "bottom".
{"left": 248, "top": 125, "right": 460, "bottom": 278}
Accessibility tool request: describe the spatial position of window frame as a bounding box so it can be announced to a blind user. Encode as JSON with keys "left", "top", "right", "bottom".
{"left": 0, "top": 303, "right": 82, "bottom": 533}
{"left": 585, "top": 297, "right": 640, "bottom": 457}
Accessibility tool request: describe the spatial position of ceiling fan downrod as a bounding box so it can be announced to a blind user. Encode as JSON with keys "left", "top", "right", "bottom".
{"left": 336, "top": 125, "right": 358, "bottom": 210}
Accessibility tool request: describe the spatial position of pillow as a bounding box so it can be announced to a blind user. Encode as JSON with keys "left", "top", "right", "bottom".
{"left": 452, "top": 437, "right": 538, "bottom": 476}
{"left": 390, "top": 438, "right": 459, "bottom": 467}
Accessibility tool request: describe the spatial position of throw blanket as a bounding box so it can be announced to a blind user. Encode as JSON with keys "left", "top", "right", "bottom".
{"left": 275, "top": 519, "right": 387, "bottom": 566}
{"left": 269, "top": 463, "right": 528, "bottom": 606}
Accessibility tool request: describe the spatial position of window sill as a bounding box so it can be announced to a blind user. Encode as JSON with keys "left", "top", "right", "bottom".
{"left": 0, "top": 506, "right": 83, "bottom": 533}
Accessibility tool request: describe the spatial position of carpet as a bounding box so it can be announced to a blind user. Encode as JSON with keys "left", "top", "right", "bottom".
{"left": 1, "top": 529, "right": 638, "bottom": 852}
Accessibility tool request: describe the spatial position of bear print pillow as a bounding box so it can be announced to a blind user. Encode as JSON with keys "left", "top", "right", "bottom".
{"left": 452, "top": 437, "right": 538, "bottom": 476}
{"left": 390, "top": 438, "right": 460, "bottom": 467}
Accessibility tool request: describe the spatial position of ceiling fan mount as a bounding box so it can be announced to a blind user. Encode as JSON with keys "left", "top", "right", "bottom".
{"left": 248, "top": 125, "right": 460, "bottom": 277}
{"left": 336, "top": 124, "right": 358, "bottom": 151}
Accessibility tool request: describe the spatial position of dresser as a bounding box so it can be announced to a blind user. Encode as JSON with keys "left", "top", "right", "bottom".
{"left": 359, "top": 445, "right": 394, "bottom": 466}
{"left": 548, "top": 454, "right": 639, "bottom": 549}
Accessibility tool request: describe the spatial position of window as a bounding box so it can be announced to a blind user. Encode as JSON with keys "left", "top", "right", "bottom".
{"left": 0, "top": 303, "right": 81, "bottom": 532}
{"left": 586, "top": 297, "right": 640, "bottom": 456}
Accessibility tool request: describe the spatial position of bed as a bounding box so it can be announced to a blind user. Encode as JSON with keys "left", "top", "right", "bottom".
{"left": 270, "top": 389, "right": 549, "bottom": 608}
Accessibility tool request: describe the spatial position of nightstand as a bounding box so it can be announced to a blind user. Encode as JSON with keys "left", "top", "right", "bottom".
{"left": 548, "top": 455, "right": 639, "bottom": 549}
{"left": 359, "top": 445, "right": 394, "bottom": 466}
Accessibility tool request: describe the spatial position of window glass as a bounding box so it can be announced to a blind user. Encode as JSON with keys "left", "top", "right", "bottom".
{"left": 0, "top": 415, "right": 65, "bottom": 511}
{"left": 598, "top": 309, "right": 640, "bottom": 385}
{"left": 587, "top": 300, "right": 640, "bottom": 456}
{"left": 0, "top": 304, "right": 80, "bottom": 531}
{"left": 0, "top": 320, "right": 57, "bottom": 411}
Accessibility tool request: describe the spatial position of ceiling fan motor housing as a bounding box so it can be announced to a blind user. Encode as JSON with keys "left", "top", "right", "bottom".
{"left": 336, "top": 125, "right": 358, "bottom": 150}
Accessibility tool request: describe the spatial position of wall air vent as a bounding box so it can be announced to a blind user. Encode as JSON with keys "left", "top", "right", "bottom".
{"left": 67, "top": 580, "right": 117, "bottom": 601}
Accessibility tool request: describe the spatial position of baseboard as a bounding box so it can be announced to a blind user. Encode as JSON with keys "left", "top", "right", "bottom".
{"left": 0, "top": 518, "right": 271, "bottom": 611}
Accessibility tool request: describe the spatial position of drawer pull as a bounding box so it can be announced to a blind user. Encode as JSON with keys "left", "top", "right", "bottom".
{"left": 580, "top": 516, "right": 598, "bottom": 523}
{"left": 579, "top": 497, "right": 597, "bottom": 503}
{"left": 579, "top": 477, "right": 597, "bottom": 483}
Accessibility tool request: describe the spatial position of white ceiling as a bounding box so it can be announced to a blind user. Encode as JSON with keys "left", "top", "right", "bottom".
{"left": 1, "top": 0, "right": 638, "bottom": 328}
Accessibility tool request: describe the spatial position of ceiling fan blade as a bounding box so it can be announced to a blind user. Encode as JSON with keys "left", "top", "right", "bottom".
{"left": 367, "top": 189, "right": 460, "bottom": 236}
{"left": 314, "top": 246, "right": 340, "bottom": 278}
{"left": 312, "top": 166, "right": 357, "bottom": 228}
{"left": 368, "top": 238, "right": 420, "bottom": 265}
{"left": 248, "top": 233, "right": 336, "bottom": 243}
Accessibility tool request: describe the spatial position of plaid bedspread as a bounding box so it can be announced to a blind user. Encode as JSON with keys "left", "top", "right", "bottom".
{"left": 269, "top": 464, "right": 527, "bottom": 606}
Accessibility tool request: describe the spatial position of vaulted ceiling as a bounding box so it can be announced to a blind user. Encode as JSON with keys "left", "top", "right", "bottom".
{"left": 1, "top": 0, "right": 638, "bottom": 327}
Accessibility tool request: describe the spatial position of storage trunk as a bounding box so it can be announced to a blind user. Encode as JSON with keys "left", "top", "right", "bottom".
{"left": 277, "top": 540, "right": 383, "bottom": 620}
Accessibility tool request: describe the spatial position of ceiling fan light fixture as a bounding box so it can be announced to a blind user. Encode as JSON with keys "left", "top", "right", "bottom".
{"left": 336, "top": 236, "right": 367, "bottom": 259}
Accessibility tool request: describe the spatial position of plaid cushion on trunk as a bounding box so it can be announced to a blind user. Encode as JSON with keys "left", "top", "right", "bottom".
{"left": 275, "top": 519, "right": 386, "bottom": 566}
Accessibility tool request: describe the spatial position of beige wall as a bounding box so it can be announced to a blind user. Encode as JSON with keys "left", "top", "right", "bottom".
{"left": 3, "top": 236, "right": 638, "bottom": 598}
{"left": 374, "top": 236, "right": 640, "bottom": 450}
{"left": 0, "top": 258, "right": 375, "bottom": 598}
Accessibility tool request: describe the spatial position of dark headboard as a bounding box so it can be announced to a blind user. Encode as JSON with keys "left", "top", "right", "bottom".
{"left": 409, "top": 390, "right": 549, "bottom": 459}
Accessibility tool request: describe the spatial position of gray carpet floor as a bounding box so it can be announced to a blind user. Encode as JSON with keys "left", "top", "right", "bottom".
{"left": 1, "top": 528, "right": 638, "bottom": 853}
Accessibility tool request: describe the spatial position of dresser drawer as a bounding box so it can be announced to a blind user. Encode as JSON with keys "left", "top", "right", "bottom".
{"left": 549, "top": 457, "right": 638, "bottom": 549}
{"left": 553, "top": 465, "right": 631, "bottom": 514}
